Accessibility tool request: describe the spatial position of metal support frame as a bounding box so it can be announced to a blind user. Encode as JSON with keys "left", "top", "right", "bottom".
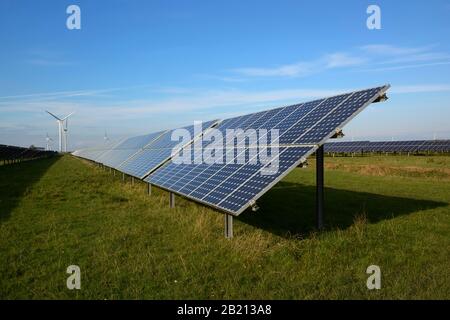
{"left": 169, "top": 192, "right": 175, "bottom": 208}
{"left": 316, "top": 145, "right": 324, "bottom": 230}
{"left": 147, "top": 183, "right": 152, "bottom": 195}
{"left": 131, "top": 177, "right": 135, "bottom": 185}
{"left": 224, "top": 214, "right": 233, "bottom": 238}
{"left": 122, "top": 173, "right": 125, "bottom": 182}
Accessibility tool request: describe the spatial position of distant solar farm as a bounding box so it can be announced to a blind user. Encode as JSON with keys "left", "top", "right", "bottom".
{"left": 0, "top": 144, "right": 57, "bottom": 165}
{"left": 324, "top": 140, "right": 450, "bottom": 154}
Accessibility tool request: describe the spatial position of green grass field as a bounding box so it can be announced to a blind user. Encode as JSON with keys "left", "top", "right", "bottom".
{"left": 0, "top": 154, "right": 449, "bottom": 299}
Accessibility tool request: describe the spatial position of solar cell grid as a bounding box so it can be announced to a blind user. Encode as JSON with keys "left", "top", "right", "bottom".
{"left": 204, "top": 147, "right": 311, "bottom": 213}
{"left": 156, "top": 108, "right": 299, "bottom": 198}
{"left": 152, "top": 105, "right": 310, "bottom": 194}
{"left": 117, "top": 120, "right": 217, "bottom": 178}
{"left": 146, "top": 85, "right": 390, "bottom": 215}
{"left": 299, "top": 88, "right": 383, "bottom": 144}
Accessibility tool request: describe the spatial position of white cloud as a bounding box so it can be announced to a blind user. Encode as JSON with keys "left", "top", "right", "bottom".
{"left": 360, "top": 44, "right": 432, "bottom": 56}
{"left": 229, "top": 44, "right": 450, "bottom": 79}
{"left": 358, "top": 61, "right": 450, "bottom": 72}
{"left": 391, "top": 84, "right": 450, "bottom": 94}
{"left": 324, "top": 53, "right": 366, "bottom": 68}
{"left": 379, "top": 52, "right": 450, "bottom": 65}
{"left": 0, "top": 84, "right": 156, "bottom": 104}
{"left": 232, "top": 52, "right": 366, "bottom": 78}
{"left": 359, "top": 44, "right": 450, "bottom": 71}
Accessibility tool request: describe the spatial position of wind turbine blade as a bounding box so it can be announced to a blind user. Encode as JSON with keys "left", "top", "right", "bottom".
{"left": 46, "top": 110, "right": 62, "bottom": 121}
{"left": 62, "top": 111, "right": 75, "bottom": 121}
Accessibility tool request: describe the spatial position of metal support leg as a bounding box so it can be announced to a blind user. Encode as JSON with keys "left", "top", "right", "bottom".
{"left": 131, "top": 177, "right": 134, "bottom": 185}
{"left": 316, "top": 145, "right": 324, "bottom": 230}
{"left": 113, "top": 170, "right": 116, "bottom": 177}
{"left": 169, "top": 192, "right": 175, "bottom": 208}
{"left": 122, "top": 173, "right": 125, "bottom": 182}
{"left": 147, "top": 183, "right": 152, "bottom": 195}
{"left": 225, "top": 214, "right": 233, "bottom": 239}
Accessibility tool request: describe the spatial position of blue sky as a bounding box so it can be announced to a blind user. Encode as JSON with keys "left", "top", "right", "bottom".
{"left": 1, "top": 0, "right": 450, "bottom": 149}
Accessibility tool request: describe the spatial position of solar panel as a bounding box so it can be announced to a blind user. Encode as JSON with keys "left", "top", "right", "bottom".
{"left": 73, "top": 138, "right": 120, "bottom": 161}
{"left": 0, "top": 144, "right": 56, "bottom": 163}
{"left": 145, "top": 85, "right": 390, "bottom": 215}
{"left": 95, "top": 131, "right": 167, "bottom": 169}
{"left": 324, "top": 141, "right": 370, "bottom": 153}
{"left": 117, "top": 120, "right": 218, "bottom": 178}
{"left": 323, "top": 140, "right": 450, "bottom": 153}
{"left": 149, "top": 146, "right": 311, "bottom": 213}
{"left": 430, "top": 140, "right": 450, "bottom": 152}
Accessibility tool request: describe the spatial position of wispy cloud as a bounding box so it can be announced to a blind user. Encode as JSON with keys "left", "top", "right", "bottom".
{"left": 380, "top": 52, "right": 450, "bottom": 65}
{"left": 228, "top": 44, "right": 450, "bottom": 79}
{"left": 232, "top": 52, "right": 366, "bottom": 78}
{"left": 391, "top": 84, "right": 450, "bottom": 94}
{"left": 360, "top": 44, "right": 432, "bottom": 56}
{"left": 0, "top": 89, "right": 106, "bottom": 101}
{"left": 360, "top": 44, "right": 450, "bottom": 67}
{"left": 358, "top": 61, "right": 450, "bottom": 72}
{"left": 0, "top": 84, "right": 155, "bottom": 104}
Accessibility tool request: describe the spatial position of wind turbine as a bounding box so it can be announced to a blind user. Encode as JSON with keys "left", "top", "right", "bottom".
{"left": 45, "top": 133, "right": 54, "bottom": 151}
{"left": 46, "top": 111, "right": 75, "bottom": 152}
{"left": 104, "top": 130, "right": 110, "bottom": 144}
{"left": 64, "top": 117, "right": 70, "bottom": 152}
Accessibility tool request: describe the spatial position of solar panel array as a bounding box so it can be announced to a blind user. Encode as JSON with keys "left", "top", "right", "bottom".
{"left": 325, "top": 140, "right": 450, "bottom": 153}
{"left": 73, "top": 85, "right": 390, "bottom": 215}
{"left": 0, "top": 144, "right": 57, "bottom": 164}
{"left": 324, "top": 141, "right": 370, "bottom": 153}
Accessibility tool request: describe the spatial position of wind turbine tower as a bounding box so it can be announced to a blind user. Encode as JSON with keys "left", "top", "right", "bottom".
{"left": 64, "top": 117, "right": 69, "bottom": 152}
{"left": 45, "top": 133, "right": 53, "bottom": 151}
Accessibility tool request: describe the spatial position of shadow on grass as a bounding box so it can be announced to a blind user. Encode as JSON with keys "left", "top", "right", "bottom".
{"left": 238, "top": 181, "right": 447, "bottom": 238}
{"left": 0, "top": 156, "right": 60, "bottom": 223}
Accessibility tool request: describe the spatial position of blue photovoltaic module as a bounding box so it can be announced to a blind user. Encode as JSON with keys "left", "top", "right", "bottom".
{"left": 117, "top": 120, "right": 217, "bottom": 178}
{"left": 73, "top": 85, "right": 390, "bottom": 215}
{"left": 144, "top": 85, "right": 390, "bottom": 215}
